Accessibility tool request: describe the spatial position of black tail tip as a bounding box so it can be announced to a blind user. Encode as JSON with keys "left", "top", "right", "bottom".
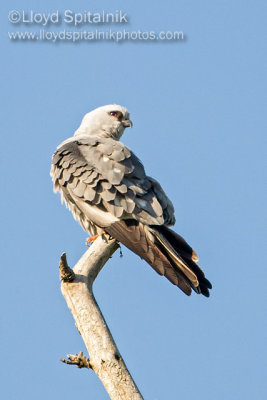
{"left": 201, "top": 287, "right": 210, "bottom": 297}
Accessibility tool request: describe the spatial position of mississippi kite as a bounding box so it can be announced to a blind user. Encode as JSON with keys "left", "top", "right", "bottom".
{"left": 51, "top": 105, "right": 212, "bottom": 296}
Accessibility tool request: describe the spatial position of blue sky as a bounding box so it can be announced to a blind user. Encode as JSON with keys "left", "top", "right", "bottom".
{"left": 1, "top": 1, "right": 266, "bottom": 399}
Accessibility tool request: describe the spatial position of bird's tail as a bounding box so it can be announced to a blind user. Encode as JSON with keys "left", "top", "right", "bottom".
{"left": 151, "top": 225, "right": 212, "bottom": 296}
{"left": 105, "top": 220, "right": 212, "bottom": 297}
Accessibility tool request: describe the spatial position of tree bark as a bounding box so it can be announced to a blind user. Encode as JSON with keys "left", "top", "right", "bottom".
{"left": 60, "top": 235, "right": 144, "bottom": 400}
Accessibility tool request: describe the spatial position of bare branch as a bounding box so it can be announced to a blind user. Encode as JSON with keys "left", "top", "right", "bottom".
{"left": 60, "top": 352, "right": 91, "bottom": 369}
{"left": 60, "top": 235, "right": 144, "bottom": 400}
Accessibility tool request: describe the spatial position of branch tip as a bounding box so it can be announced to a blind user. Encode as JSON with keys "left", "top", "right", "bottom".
{"left": 59, "top": 253, "right": 75, "bottom": 282}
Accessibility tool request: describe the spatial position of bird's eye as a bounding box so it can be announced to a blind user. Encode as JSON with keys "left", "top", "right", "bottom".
{"left": 110, "top": 112, "right": 118, "bottom": 117}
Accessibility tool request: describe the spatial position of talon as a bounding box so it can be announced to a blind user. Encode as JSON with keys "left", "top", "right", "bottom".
{"left": 86, "top": 234, "right": 100, "bottom": 245}
{"left": 85, "top": 230, "right": 112, "bottom": 245}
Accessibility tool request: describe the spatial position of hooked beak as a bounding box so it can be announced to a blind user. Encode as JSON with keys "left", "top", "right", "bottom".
{"left": 122, "top": 119, "right": 133, "bottom": 128}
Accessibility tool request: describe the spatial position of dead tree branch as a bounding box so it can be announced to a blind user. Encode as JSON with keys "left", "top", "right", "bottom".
{"left": 59, "top": 235, "right": 144, "bottom": 400}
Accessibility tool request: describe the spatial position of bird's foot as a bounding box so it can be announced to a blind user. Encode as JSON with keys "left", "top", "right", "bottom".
{"left": 86, "top": 231, "right": 108, "bottom": 245}
{"left": 86, "top": 231, "right": 117, "bottom": 246}
{"left": 86, "top": 234, "right": 100, "bottom": 245}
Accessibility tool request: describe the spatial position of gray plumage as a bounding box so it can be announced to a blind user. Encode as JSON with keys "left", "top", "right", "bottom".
{"left": 51, "top": 104, "right": 212, "bottom": 296}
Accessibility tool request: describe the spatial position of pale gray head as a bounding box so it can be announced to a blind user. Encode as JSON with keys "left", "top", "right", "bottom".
{"left": 74, "top": 104, "right": 132, "bottom": 140}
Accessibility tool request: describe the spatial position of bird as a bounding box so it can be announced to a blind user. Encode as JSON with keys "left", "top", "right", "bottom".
{"left": 51, "top": 104, "right": 212, "bottom": 297}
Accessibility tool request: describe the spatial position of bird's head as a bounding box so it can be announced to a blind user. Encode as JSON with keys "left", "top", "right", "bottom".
{"left": 74, "top": 104, "right": 132, "bottom": 140}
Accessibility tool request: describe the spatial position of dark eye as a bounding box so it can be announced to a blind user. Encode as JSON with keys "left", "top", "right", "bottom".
{"left": 110, "top": 111, "right": 118, "bottom": 117}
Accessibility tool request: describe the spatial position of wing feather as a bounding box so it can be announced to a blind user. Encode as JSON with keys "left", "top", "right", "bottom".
{"left": 51, "top": 136, "right": 175, "bottom": 233}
